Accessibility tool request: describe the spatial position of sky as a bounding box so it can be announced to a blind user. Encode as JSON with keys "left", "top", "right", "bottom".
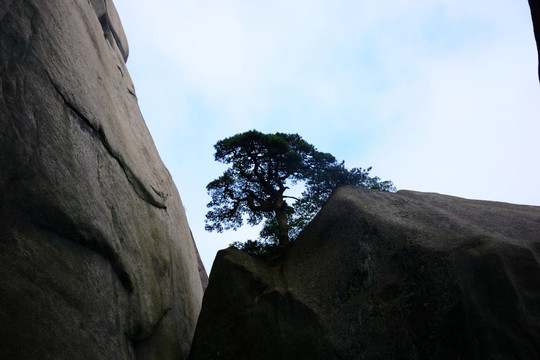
{"left": 114, "top": 0, "right": 540, "bottom": 271}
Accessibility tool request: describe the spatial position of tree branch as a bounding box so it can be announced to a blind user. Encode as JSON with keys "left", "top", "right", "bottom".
{"left": 283, "top": 195, "right": 300, "bottom": 201}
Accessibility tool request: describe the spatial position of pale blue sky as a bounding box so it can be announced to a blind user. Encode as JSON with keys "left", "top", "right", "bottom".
{"left": 114, "top": 0, "right": 540, "bottom": 270}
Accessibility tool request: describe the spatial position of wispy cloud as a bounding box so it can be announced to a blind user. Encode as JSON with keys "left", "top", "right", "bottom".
{"left": 115, "top": 0, "right": 540, "bottom": 268}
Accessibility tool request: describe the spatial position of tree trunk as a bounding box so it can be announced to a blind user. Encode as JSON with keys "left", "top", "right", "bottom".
{"left": 274, "top": 204, "right": 290, "bottom": 246}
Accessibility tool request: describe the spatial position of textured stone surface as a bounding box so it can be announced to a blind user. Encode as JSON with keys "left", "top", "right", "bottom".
{"left": 90, "top": 0, "right": 129, "bottom": 61}
{"left": 0, "top": 0, "right": 204, "bottom": 359}
{"left": 189, "top": 187, "right": 540, "bottom": 360}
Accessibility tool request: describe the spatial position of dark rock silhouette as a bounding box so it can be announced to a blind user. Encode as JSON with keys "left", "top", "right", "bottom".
{"left": 189, "top": 187, "right": 540, "bottom": 360}
{"left": 0, "top": 0, "right": 205, "bottom": 359}
{"left": 529, "top": 0, "right": 540, "bottom": 80}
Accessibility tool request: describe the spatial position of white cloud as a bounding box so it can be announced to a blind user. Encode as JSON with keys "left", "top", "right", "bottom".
{"left": 114, "top": 0, "right": 540, "bottom": 269}
{"left": 364, "top": 22, "right": 540, "bottom": 205}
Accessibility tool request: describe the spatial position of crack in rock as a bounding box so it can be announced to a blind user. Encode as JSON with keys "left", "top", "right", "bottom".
{"left": 48, "top": 76, "right": 166, "bottom": 210}
{"left": 35, "top": 208, "right": 134, "bottom": 294}
{"left": 126, "top": 307, "right": 172, "bottom": 343}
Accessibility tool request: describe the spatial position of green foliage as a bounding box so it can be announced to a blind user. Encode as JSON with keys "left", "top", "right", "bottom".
{"left": 230, "top": 239, "right": 289, "bottom": 262}
{"left": 206, "top": 130, "right": 335, "bottom": 246}
{"left": 258, "top": 162, "right": 396, "bottom": 245}
{"left": 205, "top": 130, "right": 395, "bottom": 256}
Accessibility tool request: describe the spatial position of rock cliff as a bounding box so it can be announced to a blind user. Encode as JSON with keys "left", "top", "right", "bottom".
{"left": 0, "top": 0, "right": 205, "bottom": 359}
{"left": 189, "top": 187, "right": 540, "bottom": 359}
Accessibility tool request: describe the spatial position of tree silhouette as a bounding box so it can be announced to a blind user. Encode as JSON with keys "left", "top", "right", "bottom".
{"left": 205, "top": 130, "right": 395, "bottom": 249}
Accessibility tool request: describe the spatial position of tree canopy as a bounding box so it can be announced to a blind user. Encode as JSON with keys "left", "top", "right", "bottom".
{"left": 205, "top": 130, "right": 395, "bottom": 250}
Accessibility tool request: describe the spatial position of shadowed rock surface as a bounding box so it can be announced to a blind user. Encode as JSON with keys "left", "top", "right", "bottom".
{"left": 0, "top": 0, "right": 206, "bottom": 359}
{"left": 529, "top": 0, "right": 540, "bottom": 80}
{"left": 189, "top": 187, "right": 540, "bottom": 360}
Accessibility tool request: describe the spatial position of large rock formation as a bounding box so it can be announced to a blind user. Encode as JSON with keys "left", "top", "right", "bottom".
{"left": 0, "top": 0, "right": 205, "bottom": 359}
{"left": 189, "top": 187, "right": 540, "bottom": 359}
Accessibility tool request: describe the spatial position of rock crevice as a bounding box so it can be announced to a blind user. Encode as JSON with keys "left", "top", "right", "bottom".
{"left": 48, "top": 75, "right": 167, "bottom": 210}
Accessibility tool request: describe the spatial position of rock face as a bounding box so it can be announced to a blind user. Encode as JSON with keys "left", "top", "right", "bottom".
{"left": 0, "top": 1, "right": 205, "bottom": 359}
{"left": 189, "top": 187, "right": 540, "bottom": 359}
{"left": 529, "top": 0, "right": 540, "bottom": 80}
